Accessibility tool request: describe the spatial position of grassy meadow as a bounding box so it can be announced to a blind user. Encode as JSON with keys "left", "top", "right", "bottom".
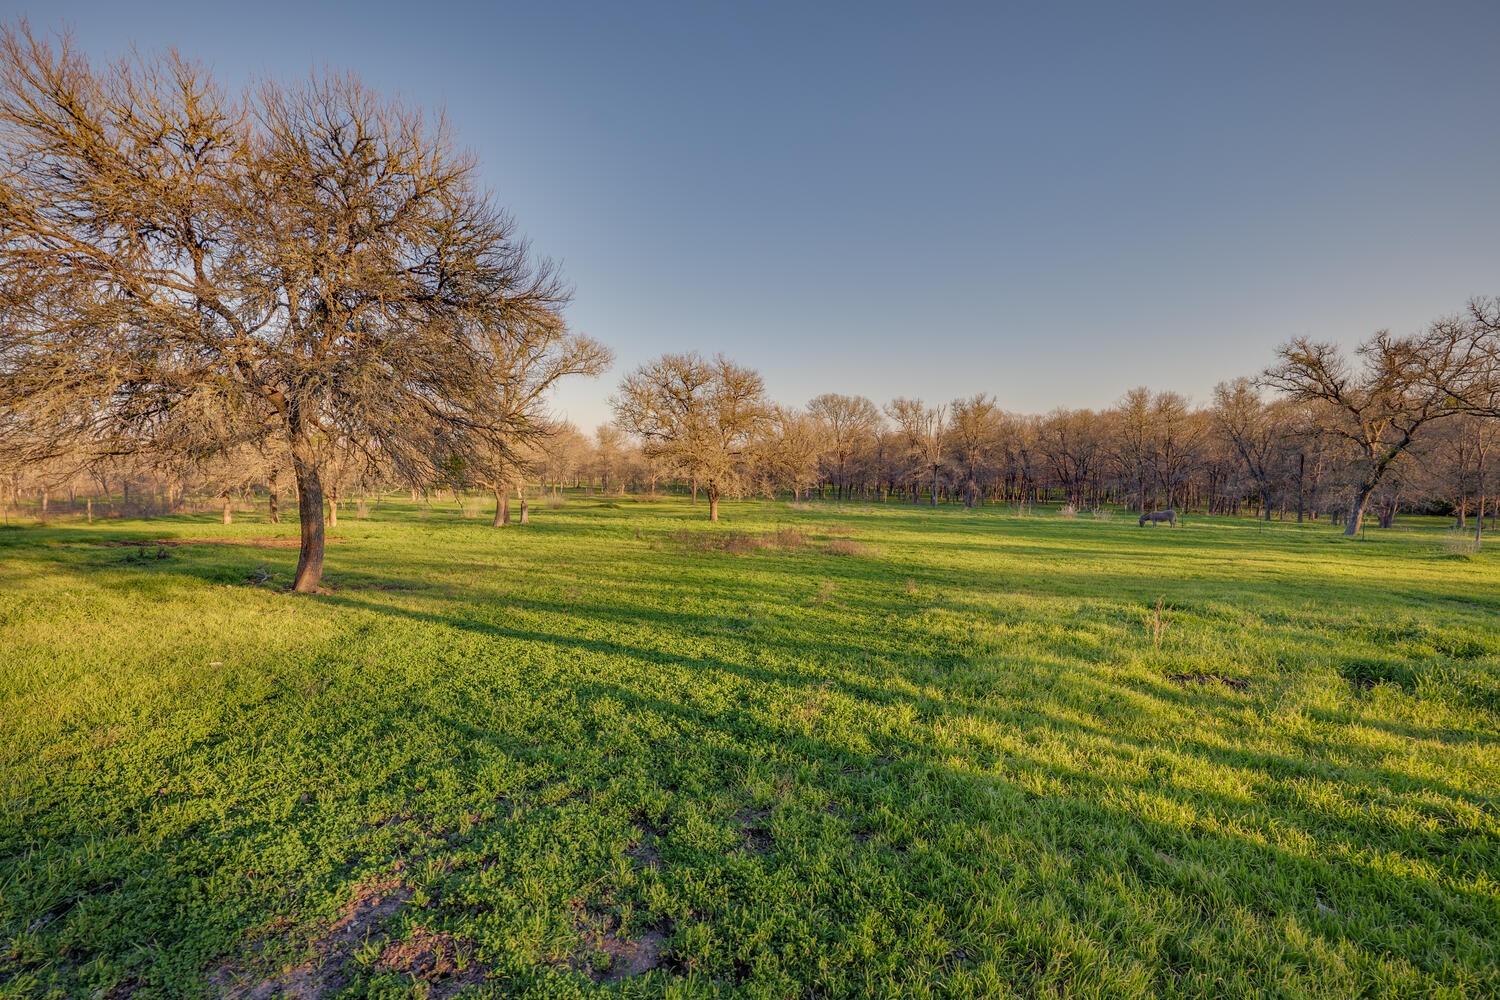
{"left": 1, "top": 495, "right": 1497, "bottom": 998}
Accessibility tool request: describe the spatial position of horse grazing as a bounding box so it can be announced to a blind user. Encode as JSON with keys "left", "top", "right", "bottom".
{"left": 1139, "top": 509, "right": 1177, "bottom": 527}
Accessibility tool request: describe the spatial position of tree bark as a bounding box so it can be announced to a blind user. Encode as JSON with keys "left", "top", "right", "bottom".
{"left": 269, "top": 488, "right": 280, "bottom": 524}
{"left": 493, "top": 489, "right": 510, "bottom": 527}
{"left": 223, "top": 498, "right": 233, "bottom": 525}
{"left": 708, "top": 487, "right": 720, "bottom": 522}
{"left": 328, "top": 499, "right": 339, "bottom": 528}
{"left": 519, "top": 497, "right": 529, "bottom": 524}
{"left": 86, "top": 497, "right": 93, "bottom": 524}
{"left": 292, "top": 454, "right": 326, "bottom": 593}
{"left": 1344, "top": 483, "right": 1375, "bottom": 536}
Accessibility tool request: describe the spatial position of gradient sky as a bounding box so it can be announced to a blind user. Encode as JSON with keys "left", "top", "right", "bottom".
{"left": 6, "top": 1, "right": 1499, "bottom": 430}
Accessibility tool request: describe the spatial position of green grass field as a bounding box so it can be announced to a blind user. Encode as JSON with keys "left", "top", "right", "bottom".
{"left": 2, "top": 497, "right": 1497, "bottom": 999}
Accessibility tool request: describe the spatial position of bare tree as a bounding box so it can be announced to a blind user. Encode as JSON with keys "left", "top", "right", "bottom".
{"left": 947, "top": 393, "right": 1002, "bottom": 507}
{"left": 752, "top": 405, "right": 822, "bottom": 500}
{"left": 1112, "top": 387, "right": 1155, "bottom": 512}
{"left": 537, "top": 422, "right": 591, "bottom": 495}
{"left": 1151, "top": 391, "right": 1202, "bottom": 510}
{"left": 1212, "top": 379, "right": 1285, "bottom": 521}
{"left": 886, "top": 398, "right": 949, "bottom": 505}
{"left": 1036, "top": 408, "right": 1103, "bottom": 509}
{"left": 1262, "top": 322, "right": 1487, "bottom": 535}
{"left": 612, "top": 353, "right": 768, "bottom": 521}
{"left": 807, "top": 393, "right": 880, "bottom": 500}
{"left": 0, "top": 28, "right": 603, "bottom": 590}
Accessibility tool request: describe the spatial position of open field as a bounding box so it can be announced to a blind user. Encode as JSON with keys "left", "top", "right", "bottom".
{"left": 2, "top": 497, "right": 1498, "bottom": 998}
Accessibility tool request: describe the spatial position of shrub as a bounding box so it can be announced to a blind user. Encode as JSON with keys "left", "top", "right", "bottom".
{"left": 773, "top": 526, "right": 807, "bottom": 548}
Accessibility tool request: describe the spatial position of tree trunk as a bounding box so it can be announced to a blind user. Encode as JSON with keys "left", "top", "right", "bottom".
{"left": 708, "top": 488, "right": 720, "bottom": 522}
{"left": 1379, "top": 492, "right": 1399, "bottom": 529}
{"left": 223, "top": 498, "right": 233, "bottom": 525}
{"left": 292, "top": 454, "right": 326, "bottom": 593}
{"left": 328, "top": 499, "right": 339, "bottom": 528}
{"left": 86, "top": 497, "right": 93, "bottom": 524}
{"left": 493, "top": 489, "right": 510, "bottom": 527}
{"left": 269, "top": 488, "right": 280, "bottom": 524}
{"left": 1262, "top": 488, "right": 1273, "bottom": 521}
{"left": 1344, "top": 483, "right": 1375, "bottom": 536}
{"left": 519, "top": 497, "right": 529, "bottom": 524}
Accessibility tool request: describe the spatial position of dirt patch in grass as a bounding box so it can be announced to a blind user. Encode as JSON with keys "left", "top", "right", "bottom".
{"left": 626, "top": 821, "right": 666, "bottom": 869}
{"left": 568, "top": 901, "right": 669, "bottom": 983}
{"left": 375, "top": 927, "right": 485, "bottom": 997}
{"left": 1167, "top": 672, "right": 1250, "bottom": 692}
{"left": 215, "top": 876, "right": 411, "bottom": 999}
{"left": 733, "top": 807, "right": 773, "bottom": 854}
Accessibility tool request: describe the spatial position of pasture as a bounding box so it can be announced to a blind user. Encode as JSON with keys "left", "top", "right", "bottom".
{"left": 1, "top": 497, "right": 1497, "bottom": 998}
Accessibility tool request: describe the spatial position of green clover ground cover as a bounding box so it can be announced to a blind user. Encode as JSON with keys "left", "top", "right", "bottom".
{"left": 1, "top": 497, "right": 1497, "bottom": 998}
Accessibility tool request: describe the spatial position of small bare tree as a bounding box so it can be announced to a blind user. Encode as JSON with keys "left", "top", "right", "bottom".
{"left": 612, "top": 353, "right": 768, "bottom": 521}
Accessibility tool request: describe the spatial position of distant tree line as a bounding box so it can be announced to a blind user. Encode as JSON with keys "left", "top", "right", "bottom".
{"left": 604, "top": 304, "right": 1500, "bottom": 540}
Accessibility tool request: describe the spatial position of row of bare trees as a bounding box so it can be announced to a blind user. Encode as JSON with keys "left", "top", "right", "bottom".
{"left": 598, "top": 304, "right": 1500, "bottom": 538}
{"left": 3, "top": 25, "right": 1500, "bottom": 595}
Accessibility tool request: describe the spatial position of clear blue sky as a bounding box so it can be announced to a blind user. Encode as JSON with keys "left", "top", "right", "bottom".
{"left": 7, "top": 1, "right": 1499, "bottom": 430}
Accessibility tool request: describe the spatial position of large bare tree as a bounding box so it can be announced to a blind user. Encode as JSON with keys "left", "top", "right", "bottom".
{"left": 1262, "top": 320, "right": 1490, "bottom": 535}
{"left": 0, "top": 28, "right": 604, "bottom": 590}
{"left": 612, "top": 353, "right": 768, "bottom": 521}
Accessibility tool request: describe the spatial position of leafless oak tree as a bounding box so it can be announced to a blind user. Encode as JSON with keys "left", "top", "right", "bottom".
{"left": 1262, "top": 321, "right": 1489, "bottom": 535}
{"left": 807, "top": 393, "right": 879, "bottom": 500}
{"left": 612, "top": 353, "right": 768, "bottom": 521}
{"left": 0, "top": 27, "right": 604, "bottom": 589}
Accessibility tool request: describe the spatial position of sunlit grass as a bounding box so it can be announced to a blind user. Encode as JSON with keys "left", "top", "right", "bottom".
{"left": 1, "top": 497, "right": 1496, "bottom": 998}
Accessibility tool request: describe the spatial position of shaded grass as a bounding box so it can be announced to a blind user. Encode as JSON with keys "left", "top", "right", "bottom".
{"left": 0, "top": 498, "right": 1497, "bottom": 998}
